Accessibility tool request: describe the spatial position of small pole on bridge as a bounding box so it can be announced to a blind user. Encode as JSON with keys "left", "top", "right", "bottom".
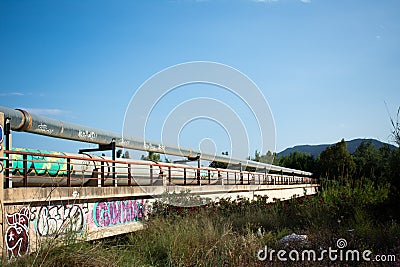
{"left": 239, "top": 162, "right": 243, "bottom": 185}
{"left": 264, "top": 167, "right": 267, "bottom": 184}
{"left": 150, "top": 165, "right": 153, "bottom": 185}
{"left": 67, "top": 158, "right": 71, "bottom": 187}
{"left": 0, "top": 112, "right": 6, "bottom": 260}
{"left": 197, "top": 156, "right": 201, "bottom": 185}
{"left": 184, "top": 168, "right": 186, "bottom": 185}
{"left": 101, "top": 161, "right": 105, "bottom": 187}
{"left": 111, "top": 139, "right": 116, "bottom": 187}
{"left": 4, "top": 117, "right": 11, "bottom": 189}
{"left": 128, "top": 163, "right": 132, "bottom": 186}
{"left": 168, "top": 166, "right": 172, "bottom": 184}
{"left": 22, "top": 154, "right": 28, "bottom": 187}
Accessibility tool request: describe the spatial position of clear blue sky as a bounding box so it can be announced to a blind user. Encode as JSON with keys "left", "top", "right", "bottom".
{"left": 0, "top": 0, "right": 399, "bottom": 159}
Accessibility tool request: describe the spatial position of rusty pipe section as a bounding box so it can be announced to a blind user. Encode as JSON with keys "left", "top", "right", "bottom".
{"left": 0, "top": 106, "right": 312, "bottom": 176}
{"left": 1, "top": 105, "right": 130, "bottom": 146}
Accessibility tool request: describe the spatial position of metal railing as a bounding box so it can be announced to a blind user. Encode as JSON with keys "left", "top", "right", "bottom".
{"left": 2, "top": 150, "right": 317, "bottom": 188}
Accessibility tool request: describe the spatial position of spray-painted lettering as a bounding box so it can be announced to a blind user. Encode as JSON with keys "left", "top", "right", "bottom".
{"left": 37, "top": 123, "right": 54, "bottom": 134}
{"left": 10, "top": 148, "right": 69, "bottom": 176}
{"left": 93, "top": 200, "right": 146, "bottom": 227}
{"left": 30, "top": 203, "right": 89, "bottom": 237}
{"left": 5, "top": 207, "right": 30, "bottom": 259}
{"left": 78, "top": 130, "right": 97, "bottom": 140}
{"left": 144, "top": 143, "right": 165, "bottom": 151}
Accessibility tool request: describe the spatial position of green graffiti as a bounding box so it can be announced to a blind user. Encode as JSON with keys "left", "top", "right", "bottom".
{"left": 8, "top": 148, "right": 71, "bottom": 177}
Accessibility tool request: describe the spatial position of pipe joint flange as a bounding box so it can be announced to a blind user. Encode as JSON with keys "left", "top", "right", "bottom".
{"left": 15, "top": 109, "right": 32, "bottom": 131}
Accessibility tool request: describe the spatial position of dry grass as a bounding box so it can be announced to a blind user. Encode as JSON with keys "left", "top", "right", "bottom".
{"left": 5, "top": 179, "right": 400, "bottom": 267}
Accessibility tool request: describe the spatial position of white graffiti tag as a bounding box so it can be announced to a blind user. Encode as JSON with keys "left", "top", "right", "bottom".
{"left": 30, "top": 203, "right": 89, "bottom": 237}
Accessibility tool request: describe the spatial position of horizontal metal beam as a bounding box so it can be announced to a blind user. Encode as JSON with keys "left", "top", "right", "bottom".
{"left": 0, "top": 106, "right": 312, "bottom": 176}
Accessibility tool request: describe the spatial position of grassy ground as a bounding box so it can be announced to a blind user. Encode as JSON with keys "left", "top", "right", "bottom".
{"left": 6, "top": 179, "right": 400, "bottom": 266}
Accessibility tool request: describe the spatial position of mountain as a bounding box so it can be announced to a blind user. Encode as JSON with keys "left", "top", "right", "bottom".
{"left": 278, "top": 139, "right": 397, "bottom": 158}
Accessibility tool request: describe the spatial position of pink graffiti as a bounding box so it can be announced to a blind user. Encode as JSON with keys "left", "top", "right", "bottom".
{"left": 94, "top": 200, "right": 145, "bottom": 227}
{"left": 5, "top": 207, "right": 30, "bottom": 259}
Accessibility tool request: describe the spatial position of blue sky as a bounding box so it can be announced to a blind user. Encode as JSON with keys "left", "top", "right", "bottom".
{"left": 0, "top": 0, "right": 399, "bottom": 159}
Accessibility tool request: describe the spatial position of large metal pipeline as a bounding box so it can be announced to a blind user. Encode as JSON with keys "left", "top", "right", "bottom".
{"left": 0, "top": 105, "right": 312, "bottom": 176}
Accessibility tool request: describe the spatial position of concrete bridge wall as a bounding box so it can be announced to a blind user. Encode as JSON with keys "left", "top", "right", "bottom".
{"left": 0, "top": 183, "right": 317, "bottom": 260}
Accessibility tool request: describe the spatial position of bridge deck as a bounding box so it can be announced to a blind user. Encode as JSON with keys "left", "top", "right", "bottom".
{"left": 0, "top": 124, "right": 318, "bottom": 260}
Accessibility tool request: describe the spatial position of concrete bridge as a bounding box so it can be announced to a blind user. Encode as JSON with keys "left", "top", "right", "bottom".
{"left": 0, "top": 107, "right": 318, "bottom": 261}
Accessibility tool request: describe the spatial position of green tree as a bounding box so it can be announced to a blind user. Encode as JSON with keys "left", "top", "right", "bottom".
{"left": 317, "top": 139, "right": 355, "bottom": 180}
{"left": 250, "top": 150, "right": 276, "bottom": 164}
{"left": 116, "top": 149, "right": 123, "bottom": 158}
{"left": 277, "top": 151, "right": 315, "bottom": 173}
{"left": 390, "top": 106, "right": 400, "bottom": 146}
{"left": 352, "top": 141, "right": 379, "bottom": 180}
{"left": 117, "top": 149, "right": 130, "bottom": 159}
{"left": 123, "top": 150, "right": 130, "bottom": 159}
{"left": 141, "top": 151, "right": 161, "bottom": 162}
{"left": 253, "top": 150, "right": 261, "bottom": 162}
{"left": 388, "top": 105, "right": 400, "bottom": 193}
{"left": 389, "top": 148, "right": 400, "bottom": 191}
{"left": 376, "top": 144, "right": 392, "bottom": 182}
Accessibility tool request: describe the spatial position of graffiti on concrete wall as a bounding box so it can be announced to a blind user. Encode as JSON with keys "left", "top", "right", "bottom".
{"left": 5, "top": 207, "right": 30, "bottom": 259}
{"left": 30, "top": 203, "right": 89, "bottom": 237}
{"left": 93, "top": 199, "right": 147, "bottom": 227}
{"left": 3, "top": 199, "right": 148, "bottom": 259}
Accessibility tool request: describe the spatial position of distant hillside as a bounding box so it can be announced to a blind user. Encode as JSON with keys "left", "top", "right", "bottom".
{"left": 278, "top": 139, "right": 397, "bottom": 158}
